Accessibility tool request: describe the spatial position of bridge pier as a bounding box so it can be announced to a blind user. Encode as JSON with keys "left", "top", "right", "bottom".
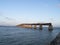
{"left": 48, "top": 25, "right": 53, "bottom": 30}
{"left": 30, "top": 25, "right": 32, "bottom": 28}
{"left": 34, "top": 25, "right": 37, "bottom": 29}
{"left": 39, "top": 25, "right": 43, "bottom": 30}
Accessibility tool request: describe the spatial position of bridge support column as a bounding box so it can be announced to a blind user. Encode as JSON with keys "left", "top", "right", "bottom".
{"left": 34, "top": 25, "right": 37, "bottom": 29}
{"left": 48, "top": 25, "right": 53, "bottom": 30}
{"left": 39, "top": 25, "right": 42, "bottom": 30}
{"left": 30, "top": 25, "right": 32, "bottom": 28}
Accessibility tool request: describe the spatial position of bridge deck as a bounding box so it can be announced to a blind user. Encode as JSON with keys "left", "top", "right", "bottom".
{"left": 19, "top": 23, "right": 51, "bottom": 25}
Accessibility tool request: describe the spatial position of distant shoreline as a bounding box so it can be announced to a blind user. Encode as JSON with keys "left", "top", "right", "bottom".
{"left": 0, "top": 26, "right": 16, "bottom": 27}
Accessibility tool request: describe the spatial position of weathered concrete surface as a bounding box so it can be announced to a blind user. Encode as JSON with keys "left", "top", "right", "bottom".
{"left": 19, "top": 25, "right": 32, "bottom": 28}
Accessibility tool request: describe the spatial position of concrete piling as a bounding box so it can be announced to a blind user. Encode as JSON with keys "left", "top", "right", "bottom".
{"left": 39, "top": 25, "right": 42, "bottom": 30}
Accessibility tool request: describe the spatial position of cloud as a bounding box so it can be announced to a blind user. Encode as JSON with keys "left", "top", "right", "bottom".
{"left": 0, "top": 15, "right": 16, "bottom": 21}
{"left": 5, "top": 17, "right": 14, "bottom": 20}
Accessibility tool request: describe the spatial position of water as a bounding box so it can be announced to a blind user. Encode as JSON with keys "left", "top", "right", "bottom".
{"left": 0, "top": 26, "right": 60, "bottom": 45}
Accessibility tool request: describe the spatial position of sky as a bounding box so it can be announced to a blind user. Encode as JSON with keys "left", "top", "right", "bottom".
{"left": 0, "top": 0, "right": 60, "bottom": 26}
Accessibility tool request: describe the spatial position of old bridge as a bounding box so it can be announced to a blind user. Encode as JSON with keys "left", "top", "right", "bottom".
{"left": 17, "top": 23, "right": 53, "bottom": 30}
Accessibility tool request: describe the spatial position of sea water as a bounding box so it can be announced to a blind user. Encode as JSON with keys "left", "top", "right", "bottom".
{"left": 0, "top": 26, "right": 60, "bottom": 45}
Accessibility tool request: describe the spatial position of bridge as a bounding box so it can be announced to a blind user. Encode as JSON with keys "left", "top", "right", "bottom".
{"left": 17, "top": 23, "right": 53, "bottom": 30}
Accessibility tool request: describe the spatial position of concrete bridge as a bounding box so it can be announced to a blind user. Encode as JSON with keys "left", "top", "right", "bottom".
{"left": 17, "top": 23, "right": 53, "bottom": 30}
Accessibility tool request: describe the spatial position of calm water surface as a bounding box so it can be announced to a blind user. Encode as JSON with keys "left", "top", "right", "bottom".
{"left": 0, "top": 26, "right": 60, "bottom": 45}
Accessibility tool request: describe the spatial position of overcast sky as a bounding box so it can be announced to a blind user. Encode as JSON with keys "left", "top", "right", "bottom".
{"left": 0, "top": 0, "right": 60, "bottom": 26}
